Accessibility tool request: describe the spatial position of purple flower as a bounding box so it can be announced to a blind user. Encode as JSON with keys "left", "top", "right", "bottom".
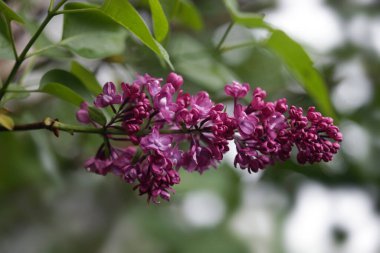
{"left": 153, "top": 84, "right": 178, "bottom": 122}
{"left": 180, "top": 144, "right": 216, "bottom": 173}
{"left": 76, "top": 102, "right": 91, "bottom": 124}
{"left": 140, "top": 127, "right": 172, "bottom": 152}
{"left": 121, "top": 82, "right": 140, "bottom": 101}
{"left": 134, "top": 74, "right": 163, "bottom": 97}
{"left": 224, "top": 81, "right": 250, "bottom": 98}
{"left": 250, "top": 87, "right": 267, "bottom": 111}
{"left": 85, "top": 157, "right": 112, "bottom": 175}
{"left": 94, "top": 82, "right": 122, "bottom": 108}
{"left": 84, "top": 147, "right": 123, "bottom": 175}
{"left": 120, "top": 84, "right": 151, "bottom": 135}
{"left": 137, "top": 152, "right": 180, "bottom": 203}
{"left": 234, "top": 104, "right": 259, "bottom": 136}
{"left": 191, "top": 91, "right": 213, "bottom": 117}
{"left": 232, "top": 88, "right": 293, "bottom": 172}
{"left": 176, "top": 108, "right": 200, "bottom": 126}
{"left": 234, "top": 140, "right": 271, "bottom": 173}
{"left": 79, "top": 73, "right": 343, "bottom": 203}
{"left": 289, "top": 106, "right": 342, "bottom": 164}
{"left": 166, "top": 72, "right": 183, "bottom": 91}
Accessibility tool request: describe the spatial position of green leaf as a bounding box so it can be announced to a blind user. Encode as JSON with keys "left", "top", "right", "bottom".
{"left": 88, "top": 106, "right": 107, "bottom": 126}
{"left": 101, "top": 0, "right": 173, "bottom": 69}
{"left": 71, "top": 61, "right": 102, "bottom": 95}
{"left": 61, "top": 3, "right": 128, "bottom": 59}
{"left": 40, "top": 82, "right": 84, "bottom": 106}
{"left": 0, "top": 16, "right": 13, "bottom": 59}
{"left": 170, "top": 34, "right": 237, "bottom": 92}
{"left": 176, "top": 0, "right": 203, "bottom": 31}
{"left": 223, "top": 0, "right": 271, "bottom": 29}
{"left": 149, "top": 0, "right": 169, "bottom": 42}
{"left": 266, "top": 30, "right": 334, "bottom": 116}
{"left": 40, "top": 69, "right": 92, "bottom": 101}
{"left": 0, "top": 1, "right": 24, "bottom": 23}
{"left": 24, "top": 21, "right": 72, "bottom": 59}
{"left": 0, "top": 112, "right": 14, "bottom": 130}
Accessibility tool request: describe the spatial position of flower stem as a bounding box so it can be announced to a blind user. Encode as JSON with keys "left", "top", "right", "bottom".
{"left": 0, "top": 118, "right": 107, "bottom": 135}
{"left": 216, "top": 22, "right": 234, "bottom": 51}
{"left": 0, "top": 0, "right": 68, "bottom": 101}
{"left": 0, "top": 118, "right": 210, "bottom": 136}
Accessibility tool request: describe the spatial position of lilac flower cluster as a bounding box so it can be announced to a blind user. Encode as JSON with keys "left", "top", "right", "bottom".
{"left": 77, "top": 73, "right": 342, "bottom": 203}
{"left": 225, "top": 82, "right": 342, "bottom": 173}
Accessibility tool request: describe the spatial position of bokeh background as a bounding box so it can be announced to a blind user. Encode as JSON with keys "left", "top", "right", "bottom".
{"left": 1, "top": 0, "right": 380, "bottom": 252}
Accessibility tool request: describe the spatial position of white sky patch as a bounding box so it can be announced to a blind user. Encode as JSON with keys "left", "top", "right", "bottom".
{"left": 348, "top": 15, "right": 380, "bottom": 56}
{"left": 181, "top": 190, "right": 226, "bottom": 228}
{"left": 44, "top": 14, "right": 63, "bottom": 43}
{"left": 369, "top": 17, "right": 380, "bottom": 57}
{"left": 284, "top": 183, "right": 380, "bottom": 253}
{"left": 230, "top": 183, "right": 287, "bottom": 253}
{"left": 347, "top": 15, "right": 372, "bottom": 47}
{"left": 340, "top": 120, "right": 371, "bottom": 162}
{"left": 332, "top": 58, "right": 372, "bottom": 114}
{"left": 265, "top": 0, "right": 344, "bottom": 53}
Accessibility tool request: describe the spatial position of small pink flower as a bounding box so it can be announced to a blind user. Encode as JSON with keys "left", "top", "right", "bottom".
{"left": 166, "top": 72, "right": 183, "bottom": 91}
{"left": 191, "top": 91, "right": 213, "bottom": 117}
{"left": 224, "top": 81, "right": 250, "bottom": 98}
{"left": 140, "top": 127, "right": 172, "bottom": 152}
{"left": 76, "top": 102, "right": 91, "bottom": 124}
{"left": 94, "top": 82, "right": 122, "bottom": 108}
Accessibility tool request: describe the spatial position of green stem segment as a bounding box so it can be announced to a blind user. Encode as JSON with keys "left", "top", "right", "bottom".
{"left": 0, "top": 0, "right": 68, "bottom": 101}
{"left": 216, "top": 22, "right": 234, "bottom": 51}
{"left": 0, "top": 118, "right": 207, "bottom": 136}
{"left": 0, "top": 118, "right": 107, "bottom": 135}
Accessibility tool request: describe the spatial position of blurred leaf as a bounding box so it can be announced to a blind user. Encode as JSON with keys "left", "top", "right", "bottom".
{"left": 40, "top": 69, "right": 91, "bottom": 100}
{"left": 0, "top": 111, "right": 14, "bottom": 130}
{"left": 176, "top": 0, "right": 203, "bottom": 31}
{"left": 170, "top": 35, "right": 237, "bottom": 92}
{"left": 71, "top": 61, "right": 102, "bottom": 95}
{"left": 160, "top": 0, "right": 179, "bottom": 19}
{"left": 61, "top": 3, "right": 128, "bottom": 59}
{"left": 88, "top": 106, "right": 107, "bottom": 126}
{"left": 0, "top": 133, "right": 46, "bottom": 195}
{"left": 0, "top": 1, "right": 24, "bottom": 23}
{"left": 223, "top": 0, "right": 270, "bottom": 29}
{"left": 149, "top": 0, "right": 169, "bottom": 42}
{"left": 176, "top": 163, "right": 241, "bottom": 214}
{"left": 176, "top": 229, "right": 249, "bottom": 253}
{"left": 101, "top": 0, "right": 173, "bottom": 69}
{"left": 266, "top": 30, "right": 334, "bottom": 116}
{"left": 24, "top": 21, "right": 72, "bottom": 59}
{"left": 40, "top": 82, "right": 84, "bottom": 106}
{"left": 0, "top": 15, "right": 13, "bottom": 59}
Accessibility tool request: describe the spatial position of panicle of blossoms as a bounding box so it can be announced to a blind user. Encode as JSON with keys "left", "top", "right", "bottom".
{"left": 225, "top": 82, "right": 293, "bottom": 173}
{"left": 77, "top": 74, "right": 343, "bottom": 203}
{"left": 288, "top": 106, "right": 343, "bottom": 164}
{"left": 224, "top": 81, "right": 342, "bottom": 173}
{"left": 76, "top": 72, "right": 235, "bottom": 203}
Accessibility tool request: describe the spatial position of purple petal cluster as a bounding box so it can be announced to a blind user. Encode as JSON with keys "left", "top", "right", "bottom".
{"left": 226, "top": 82, "right": 342, "bottom": 173}
{"left": 77, "top": 74, "right": 343, "bottom": 203}
{"left": 229, "top": 86, "right": 293, "bottom": 173}
{"left": 289, "top": 106, "right": 343, "bottom": 164}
